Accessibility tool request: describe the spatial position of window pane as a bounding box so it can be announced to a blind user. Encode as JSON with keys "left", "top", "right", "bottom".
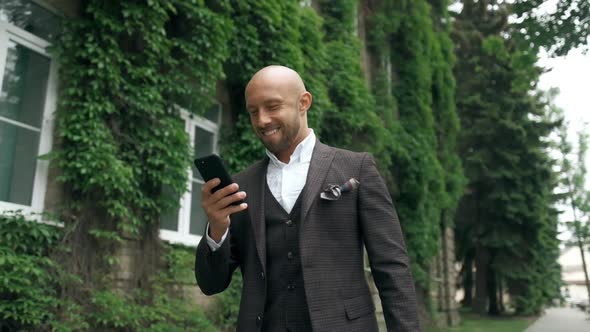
{"left": 194, "top": 126, "right": 214, "bottom": 157}
{"left": 0, "top": 0, "right": 61, "bottom": 42}
{"left": 0, "top": 121, "right": 39, "bottom": 205}
{"left": 189, "top": 181, "right": 207, "bottom": 236}
{"left": 192, "top": 126, "right": 214, "bottom": 181}
{"left": 159, "top": 185, "right": 180, "bottom": 231}
{"left": 203, "top": 104, "right": 221, "bottom": 124}
{"left": 160, "top": 207, "right": 180, "bottom": 231}
{"left": 0, "top": 40, "right": 50, "bottom": 128}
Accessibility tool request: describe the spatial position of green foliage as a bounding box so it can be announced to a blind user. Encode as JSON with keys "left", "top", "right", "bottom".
{"left": 225, "top": 1, "right": 304, "bottom": 83}
{"left": 186, "top": 0, "right": 451, "bottom": 320}
{"left": 318, "top": 0, "right": 387, "bottom": 157}
{"left": 0, "top": 212, "right": 84, "bottom": 331}
{"left": 430, "top": 3, "right": 466, "bottom": 221}
{"left": 318, "top": 0, "right": 357, "bottom": 39}
{"left": 367, "top": 0, "right": 464, "bottom": 291}
{"left": 53, "top": 0, "right": 232, "bottom": 235}
{"left": 452, "top": 0, "right": 562, "bottom": 315}
{"left": 161, "top": 243, "right": 197, "bottom": 285}
{"left": 41, "top": 0, "right": 466, "bottom": 327}
{"left": 0, "top": 213, "right": 218, "bottom": 331}
{"left": 513, "top": 0, "right": 590, "bottom": 56}
{"left": 212, "top": 271, "right": 243, "bottom": 331}
{"left": 299, "top": 7, "right": 332, "bottom": 131}
{"left": 426, "top": 310, "right": 532, "bottom": 332}
{"left": 386, "top": 1, "right": 446, "bottom": 286}
{"left": 221, "top": 0, "right": 307, "bottom": 172}
{"left": 80, "top": 244, "right": 218, "bottom": 331}
{"left": 162, "top": 244, "right": 242, "bottom": 331}
{"left": 87, "top": 288, "right": 217, "bottom": 332}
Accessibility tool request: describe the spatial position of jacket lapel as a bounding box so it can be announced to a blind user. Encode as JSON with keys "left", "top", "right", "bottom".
{"left": 246, "top": 141, "right": 334, "bottom": 272}
{"left": 246, "top": 158, "right": 269, "bottom": 273}
{"left": 300, "top": 141, "right": 335, "bottom": 224}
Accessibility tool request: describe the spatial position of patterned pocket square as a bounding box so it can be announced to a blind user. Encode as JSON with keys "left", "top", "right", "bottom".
{"left": 320, "top": 178, "right": 360, "bottom": 201}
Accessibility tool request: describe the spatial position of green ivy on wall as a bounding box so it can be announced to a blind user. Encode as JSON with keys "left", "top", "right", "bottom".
{"left": 0, "top": 0, "right": 464, "bottom": 329}
{"left": 53, "top": 0, "right": 232, "bottom": 235}
{"left": 367, "top": 0, "right": 464, "bottom": 312}
{"left": 0, "top": 212, "right": 71, "bottom": 330}
{"left": 0, "top": 212, "right": 219, "bottom": 331}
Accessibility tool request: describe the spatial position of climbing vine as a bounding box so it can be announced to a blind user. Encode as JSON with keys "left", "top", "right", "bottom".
{"left": 1, "top": 0, "right": 463, "bottom": 329}
{"left": 367, "top": 0, "right": 464, "bottom": 315}
{"left": 53, "top": 0, "right": 232, "bottom": 235}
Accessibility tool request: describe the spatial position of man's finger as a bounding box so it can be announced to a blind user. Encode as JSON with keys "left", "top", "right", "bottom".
{"left": 202, "top": 178, "right": 221, "bottom": 196}
{"left": 215, "top": 191, "right": 247, "bottom": 210}
{"left": 211, "top": 182, "right": 240, "bottom": 201}
{"left": 220, "top": 202, "right": 248, "bottom": 216}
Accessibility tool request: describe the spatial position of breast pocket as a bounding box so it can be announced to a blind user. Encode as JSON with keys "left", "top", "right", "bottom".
{"left": 316, "top": 187, "right": 357, "bottom": 223}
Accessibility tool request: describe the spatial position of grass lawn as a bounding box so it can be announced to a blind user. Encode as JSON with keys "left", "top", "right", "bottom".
{"left": 426, "top": 312, "right": 533, "bottom": 332}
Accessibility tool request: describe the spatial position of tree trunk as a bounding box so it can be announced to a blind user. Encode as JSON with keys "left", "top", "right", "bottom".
{"left": 498, "top": 277, "right": 505, "bottom": 313}
{"left": 577, "top": 238, "right": 590, "bottom": 304}
{"left": 569, "top": 196, "right": 590, "bottom": 306}
{"left": 488, "top": 267, "right": 499, "bottom": 315}
{"left": 473, "top": 246, "right": 489, "bottom": 314}
{"left": 462, "top": 250, "right": 474, "bottom": 307}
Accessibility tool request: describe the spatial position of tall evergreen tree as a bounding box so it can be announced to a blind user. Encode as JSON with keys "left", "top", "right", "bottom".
{"left": 452, "top": 0, "right": 562, "bottom": 315}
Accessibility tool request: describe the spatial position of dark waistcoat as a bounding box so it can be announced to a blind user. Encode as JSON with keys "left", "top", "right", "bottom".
{"left": 262, "top": 182, "right": 312, "bottom": 332}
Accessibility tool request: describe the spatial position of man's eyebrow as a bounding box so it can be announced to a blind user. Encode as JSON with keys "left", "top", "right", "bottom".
{"left": 264, "top": 98, "right": 283, "bottom": 104}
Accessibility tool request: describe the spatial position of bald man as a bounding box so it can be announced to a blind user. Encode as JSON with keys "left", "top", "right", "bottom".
{"left": 195, "top": 66, "right": 420, "bottom": 332}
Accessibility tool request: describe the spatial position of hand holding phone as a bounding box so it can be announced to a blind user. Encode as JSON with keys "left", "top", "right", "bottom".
{"left": 195, "top": 154, "right": 247, "bottom": 242}
{"left": 195, "top": 155, "right": 242, "bottom": 202}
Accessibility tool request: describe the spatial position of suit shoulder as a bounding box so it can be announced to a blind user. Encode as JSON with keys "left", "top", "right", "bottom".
{"left": 327, "top": 145, "right": 369, "bottom": 163}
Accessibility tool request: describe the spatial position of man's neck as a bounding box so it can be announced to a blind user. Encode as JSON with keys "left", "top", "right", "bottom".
{"left": 275, "top": 128, "right": 312, "bottom": 163}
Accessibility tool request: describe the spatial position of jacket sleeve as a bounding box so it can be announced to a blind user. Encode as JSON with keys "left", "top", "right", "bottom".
{"left": 195, "top": 226, "right": 239, "bottom": 295}
{"left": 358, "top": 153, "right": 421, "bottom": 331}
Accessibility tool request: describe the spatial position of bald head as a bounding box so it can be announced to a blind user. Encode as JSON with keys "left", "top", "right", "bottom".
{"left": 245, "top": 65, "right": 306, "bottom": 97}
{"left": 244, "top": 65, "right": 313, "bottom": 163}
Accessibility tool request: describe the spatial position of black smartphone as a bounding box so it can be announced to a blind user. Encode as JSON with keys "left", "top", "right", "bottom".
{"left": 194, "top": 154, "right": 243, "bottom": 205}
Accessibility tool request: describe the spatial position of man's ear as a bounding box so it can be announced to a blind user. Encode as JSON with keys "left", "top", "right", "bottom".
{"left": 299, "top": 91, "right": 312, "bottom": 113}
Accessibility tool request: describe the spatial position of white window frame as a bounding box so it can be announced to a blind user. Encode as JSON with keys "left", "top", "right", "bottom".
{"left": 159, "top": 105, "right": 221, "bottom": 246}
{"left": 0, "top": 20, "right": 58, "bottom": 217}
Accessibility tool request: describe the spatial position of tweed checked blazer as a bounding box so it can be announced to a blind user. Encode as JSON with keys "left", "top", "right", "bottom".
{"left": 195, "top": 141, "right": 420, "bottom": 332}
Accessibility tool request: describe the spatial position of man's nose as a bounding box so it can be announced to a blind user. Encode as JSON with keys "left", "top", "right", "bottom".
{"left": 256, "top": 110, "right": 271, "bottom": 126}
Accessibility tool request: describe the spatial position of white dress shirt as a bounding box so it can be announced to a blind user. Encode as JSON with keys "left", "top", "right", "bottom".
{"left": 206, "top": 130, "right": 316, "bottom": 250}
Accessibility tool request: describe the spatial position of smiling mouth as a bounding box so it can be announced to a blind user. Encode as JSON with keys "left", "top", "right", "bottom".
{"left": 261, "top": 128, "right": 279, "bottom": 136}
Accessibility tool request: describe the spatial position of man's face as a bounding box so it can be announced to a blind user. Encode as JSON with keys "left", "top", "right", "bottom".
{"left": 245, "top": 80, "right": 303, "bottom": 157}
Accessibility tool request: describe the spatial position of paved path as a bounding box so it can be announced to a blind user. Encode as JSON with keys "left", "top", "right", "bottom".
{"left": 525, "top": 307, "right": 590, "bottom": 332}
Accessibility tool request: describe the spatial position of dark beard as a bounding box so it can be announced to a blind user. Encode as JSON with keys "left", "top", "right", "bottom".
{"left": 260, "top": 126, "right": 300, "bottom": 157}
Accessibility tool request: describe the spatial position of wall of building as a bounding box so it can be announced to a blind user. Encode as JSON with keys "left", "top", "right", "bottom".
{"left": 43, "top": 0, "right": 79, "bottom": 17}
{"left": 39, "top": 0, "right": 460, "bottom": 328}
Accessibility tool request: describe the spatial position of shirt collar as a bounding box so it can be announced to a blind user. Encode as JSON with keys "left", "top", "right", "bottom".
{"left": 266, "top": 129, "right": 316, "bottom": 166}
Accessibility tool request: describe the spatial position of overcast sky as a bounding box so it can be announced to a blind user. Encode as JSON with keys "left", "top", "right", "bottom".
{"left": 538, "top": 49, "right": 590, "bottom": 142}
{"left": 537, "top": 48, "right": 590, "bottom": 242}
